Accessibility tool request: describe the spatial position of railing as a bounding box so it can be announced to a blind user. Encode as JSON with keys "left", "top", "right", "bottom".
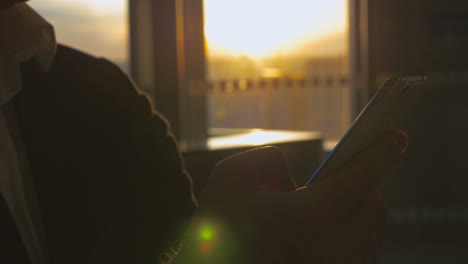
{"left": 206, "top": 76, "right": 351, "bottom": 140}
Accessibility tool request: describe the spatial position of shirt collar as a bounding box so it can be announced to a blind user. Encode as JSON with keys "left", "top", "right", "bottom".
{"left": 0, "top": 3, "right": 56, "bottom": 71}
{"left": 0, "top": 3, "right": 56, "bottom": 106}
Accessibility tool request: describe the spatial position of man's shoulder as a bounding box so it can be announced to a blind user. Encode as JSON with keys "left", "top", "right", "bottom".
{"left": 54, "top": 44, "right": 98, "bottom": 65}
{"left": 25, "top": 44, "right": 141, "bottom": 105}
{"left": 50, "top": 44, "right": 127, "bottom": 85}
{"left": 19, "top": 43, "right": 143, "bottom": 121}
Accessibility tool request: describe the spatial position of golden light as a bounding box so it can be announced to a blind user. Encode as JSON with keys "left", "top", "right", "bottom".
{"left": 207, "top": 129, "right": 321, "bottom": 150}
{"left": 73, "top": 0, "right": 126, "bottom": 14}
{"left": 29, "top": 0, "right": 128, "bottom": 62}
{"left": 204, "top": 0, "right": 347, "bottom": 58}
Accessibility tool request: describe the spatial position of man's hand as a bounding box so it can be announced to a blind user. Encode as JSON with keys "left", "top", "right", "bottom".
{"left": 176, "top": 129, "right": 407, "bottom": 264}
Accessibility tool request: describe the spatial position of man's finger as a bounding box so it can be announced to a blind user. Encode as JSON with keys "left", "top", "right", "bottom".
{"left": 312, "top": 129, "right": 404, "bottom": 217}
{"left": 203, "top": 146, "right": 296, "bottom": 199}
{"left": 254, "top": 130, "right": 404, "bottom": 226}
{"left": 319, "top": 191, "right": 387, "bottom": 262}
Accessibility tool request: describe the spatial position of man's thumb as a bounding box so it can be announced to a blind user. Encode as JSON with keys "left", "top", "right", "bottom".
{"left": 204, "top": 146, "right": 296, "bottom": 196}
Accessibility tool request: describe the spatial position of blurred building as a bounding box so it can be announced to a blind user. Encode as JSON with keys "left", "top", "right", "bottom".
{"left": 208, "top": 56, "right": 349, "bottom": 140}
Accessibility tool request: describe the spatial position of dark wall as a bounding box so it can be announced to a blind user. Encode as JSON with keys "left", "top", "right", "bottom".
{"left": 368, "top": 0, "right": 468, "bottom": 89}
{"left": 364, "top": 0, "right": 468, "bottom": 263}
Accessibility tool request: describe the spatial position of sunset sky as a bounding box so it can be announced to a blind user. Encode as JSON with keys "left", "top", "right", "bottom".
{"left": 205, "top": 0, "right": 347, "bottom": 57}
{"left": 28, "top": 0, "right": 346, "bottom": 62}
{"left": 29, "top": 0, "right": 128, "bottom": 62}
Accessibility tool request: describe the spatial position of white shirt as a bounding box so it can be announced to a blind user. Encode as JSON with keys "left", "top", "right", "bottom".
{"left": 0, "top": 3, "right": 56, "bottom": 264}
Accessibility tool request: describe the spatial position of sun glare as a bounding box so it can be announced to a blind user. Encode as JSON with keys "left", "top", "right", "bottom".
{"left": 204, "top": 0, "right": 346, "bottom": 58}
{"left": 207, "top": 130, "right": 321, "bottom": 150}
{"left": 72, "top": 0, "right": 125, "bottom": 14}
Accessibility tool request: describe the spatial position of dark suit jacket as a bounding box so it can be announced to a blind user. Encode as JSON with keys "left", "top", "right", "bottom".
{"left": 10, "top": 45, "right": 196, "bottom": 263}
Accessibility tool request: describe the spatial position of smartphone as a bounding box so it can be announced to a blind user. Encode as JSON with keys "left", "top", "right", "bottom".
{"left": 305, "top": 74, "right": 428, "bottom": 186}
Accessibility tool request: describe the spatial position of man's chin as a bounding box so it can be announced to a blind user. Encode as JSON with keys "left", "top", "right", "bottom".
{"left": 0, "top": 0, "right": 27, "bottom": 10}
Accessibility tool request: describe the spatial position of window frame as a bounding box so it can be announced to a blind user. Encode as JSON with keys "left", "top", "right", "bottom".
{"left": 129, "top": 0, "right": 369, "bottom": 150}
{"left": 129, "top": 0, "right": 208, "bottom": 151}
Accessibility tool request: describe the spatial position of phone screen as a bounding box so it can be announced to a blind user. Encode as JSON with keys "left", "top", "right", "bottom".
{"left": 305, "top": 75, "right": 427, "bottom": 186}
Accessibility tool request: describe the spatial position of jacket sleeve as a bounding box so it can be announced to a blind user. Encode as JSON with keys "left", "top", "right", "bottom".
{"left": 16, "top": 46, "right": 197, "bottom": 264}
{"left": 85, "top": 59, "right": 197, "bottom": 264}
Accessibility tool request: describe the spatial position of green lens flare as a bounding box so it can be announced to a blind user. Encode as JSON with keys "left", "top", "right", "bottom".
{"left": 200, "top": 225, "right": 215, "bottom": 241}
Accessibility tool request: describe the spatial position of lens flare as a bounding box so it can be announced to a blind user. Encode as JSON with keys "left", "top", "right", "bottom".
{"left": 200, "top": 225, "right": 215, "bottom": 241}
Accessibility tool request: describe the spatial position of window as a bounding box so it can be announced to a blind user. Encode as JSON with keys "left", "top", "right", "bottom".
{"left": 31, "top": 0, "right": 351, "bottom": 148}
{"left": 128, "top": 0, "right": 352, "bottom": 149}
{"left": 203, "top": 0, "right": 350, "bottom": 142}
{"left": 29, "top": 0, "right": 129, "bottom": 73}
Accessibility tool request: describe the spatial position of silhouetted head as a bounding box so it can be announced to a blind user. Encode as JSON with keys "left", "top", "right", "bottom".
{"left": 0, "top": 0, "right": 27, "bottom": 10}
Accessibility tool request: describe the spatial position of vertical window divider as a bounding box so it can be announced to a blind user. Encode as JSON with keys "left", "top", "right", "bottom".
{"left": 130, "top": 0, "right": 208, "bottom": 150}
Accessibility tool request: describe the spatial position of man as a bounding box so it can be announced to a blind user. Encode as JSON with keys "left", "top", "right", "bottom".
{"left": 1, "top": 2, "right": 195, "bottom": 263}
{"left": 0, "top": 0, "right": 407, "bottom": 263}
